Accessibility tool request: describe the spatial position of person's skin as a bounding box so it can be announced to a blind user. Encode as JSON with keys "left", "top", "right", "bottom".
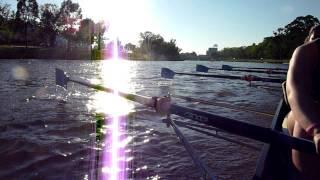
{"left": 286, "top": 33, "right": 320, "bottom": 178}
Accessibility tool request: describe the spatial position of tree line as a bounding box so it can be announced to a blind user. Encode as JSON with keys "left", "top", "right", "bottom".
{"left": 0, "top": 0, "right": 105, "bottom": 54}
{"left": 217, "top": 15, "right": 319, "bottom": 61}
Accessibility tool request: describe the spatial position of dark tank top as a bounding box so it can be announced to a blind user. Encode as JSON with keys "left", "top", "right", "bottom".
{"left": 312, "top": 39, "right": 320, "bottom": 100}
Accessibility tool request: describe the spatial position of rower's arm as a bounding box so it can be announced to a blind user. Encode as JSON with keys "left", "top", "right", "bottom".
{"left": 287, "top": 42, "right": 320, "bottom": 132}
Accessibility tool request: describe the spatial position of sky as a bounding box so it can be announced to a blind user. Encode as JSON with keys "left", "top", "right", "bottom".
{"left": 5, "top": 0, "right": 320, "bottom": 54}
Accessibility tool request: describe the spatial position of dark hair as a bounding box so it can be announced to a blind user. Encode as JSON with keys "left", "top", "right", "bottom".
{"left": 305, "top": 24, "right": 320, "bottom": 43}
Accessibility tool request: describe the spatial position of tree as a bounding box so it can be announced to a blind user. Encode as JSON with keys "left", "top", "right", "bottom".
{"left": 124, "top": 43, "right": 136, "bottom": 53}
{"left": 219, "top": 15, "right": 319, "bottom": 60}
{"left": 57, "top": 0, "right": 82, "bottom": 51}
{"left": 16, "top": 0, "right": 39, "bottom": 48}
{"left": 0, "top": 3, "right": 11, "bottom": 24}
{"left": 76, "top": 18, "right": 95, "bottom": 45}
{"left": 138, "top": 31, "right": 181, "bottom": 60}
{"left": 39, "top": 3, "right": 59, "bottom": 47}
{"left": 16, "top": 0, "right": 39, "bottom": 22}
{"left": 283, "top": 15, "right": 319, "bottom": 57}
{"left": 0, "top": 3, "right": 14, "bottom": 44}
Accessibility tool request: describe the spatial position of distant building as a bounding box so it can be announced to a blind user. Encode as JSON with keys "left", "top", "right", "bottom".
{"left": 206, "top": 47, "right": 218, "bottom": 57}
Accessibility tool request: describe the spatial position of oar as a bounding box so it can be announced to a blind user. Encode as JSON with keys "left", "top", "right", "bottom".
{"left": 171, "top": 119, "right": 260, "bottom": 150}
{"left": 172, "top": 94, "right": 274, "bottom": 117}
{"left": 165, "top": 118, "right": 216, "bottom": 179}
{"left": 197, "top": 65, "right": 286, "bottom": 75}
{"left": 162, "top": 68, "right": 285, "bottom": 83}
{"left": 56, "top": 68, "right": 316, "bottom": 154}
{"left": 222, "top": 64, "right": 288, "bottom": 71}
{"left": 55, "top": 68, "right": 153, "bottom": 107}
{"left": 56, "top": 68, "right": 216, "bottom": 179}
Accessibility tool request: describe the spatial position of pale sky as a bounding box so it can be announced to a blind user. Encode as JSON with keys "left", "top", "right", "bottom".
{"left": 5, "top": 0, "right": 320, "bottom": 54}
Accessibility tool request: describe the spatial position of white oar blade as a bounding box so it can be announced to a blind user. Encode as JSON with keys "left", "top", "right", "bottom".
{"left": 55, "top": 68, "right": 69, "bottom": 89}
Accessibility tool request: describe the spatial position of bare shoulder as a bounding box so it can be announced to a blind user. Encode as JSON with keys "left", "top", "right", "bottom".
{"left": 293, "top": 40, "right": 319, "bottom": 60}
{"left": 290, "top": 41, "right": 319, "bottom": 69}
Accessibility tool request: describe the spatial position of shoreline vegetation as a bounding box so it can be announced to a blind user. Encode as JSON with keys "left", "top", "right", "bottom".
{"left": 0, "top": 1, "right": 319, "bottom": 62}
{"left": 0, "top": 45, "right": 290, "bottom": 63}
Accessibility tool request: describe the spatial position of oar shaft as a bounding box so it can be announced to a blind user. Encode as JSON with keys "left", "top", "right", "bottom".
{"left": 173, "top": 95, "right": 274, "bottom": 117}
{"left": 69, "top": 78, "right": 153, "bottom": 107}
{"left": 176, "top": 72, "right": 240, "bottom": 80}
{"left": 174, "top": 121, "right": 260, "bottom": 151}
{"left": 229, "top": 66, "right": 287, "bottom": 71}
{"left": 226, "top": 68, "right": 286, "bottom": 74}
{"left": 176, "top": 72, "right": 284, "bottom": 83}
{"left": 169, "top": 104, "right": 316, "bottom": 154}
{"left": 167, "top": 118, "right": 216, "bottom": 179}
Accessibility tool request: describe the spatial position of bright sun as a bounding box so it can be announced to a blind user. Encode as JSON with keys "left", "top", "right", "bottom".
{"left": 78, "top": 0, "right": 155, "bottom": 44}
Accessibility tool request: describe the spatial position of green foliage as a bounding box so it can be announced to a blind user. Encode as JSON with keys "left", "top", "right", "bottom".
{"left": 76, "top": 18, "right": 94, "bottom": 44}
{"left": 39, "top": 3, "right": 59, "bottom": 47}
{"left": 57, "top": 0, "right": 82, "bottom": 50}
{"left": 94, "top": 113, "right": 105, "bottom": 141}
{"left": 16, "top": 0, "right": 39, "bottom": 22}
{"left": 220, "top": 15, "right": 319, "bottom": 61}
{"left": 131, "top": 31, "right": 181, "bottom": 60}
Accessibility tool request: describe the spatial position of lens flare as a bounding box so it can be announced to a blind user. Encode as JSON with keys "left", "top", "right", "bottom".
{"left": 12, "top": 66, "right": 29, "bottom": 80}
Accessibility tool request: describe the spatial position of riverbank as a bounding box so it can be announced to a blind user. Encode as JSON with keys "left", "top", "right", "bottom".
{"left": 0, "top": 46, "right": 289, "bottom": 63}
{"left": 220, "top": 58, "right": 289, "bottom": 64}
{"left": 0, "top": 46, "right": 91, "bottom": 60}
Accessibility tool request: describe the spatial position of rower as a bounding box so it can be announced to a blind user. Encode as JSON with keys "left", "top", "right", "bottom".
{"left": 284, "top": 24, "right": 320, "bottom": 179}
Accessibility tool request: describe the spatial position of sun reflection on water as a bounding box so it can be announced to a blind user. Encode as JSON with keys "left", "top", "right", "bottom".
{"left": 86, "top": 45, "right": 139, "bottom": 180}
{"left": 86, "top": 60, "right": 136, "bottom": 116}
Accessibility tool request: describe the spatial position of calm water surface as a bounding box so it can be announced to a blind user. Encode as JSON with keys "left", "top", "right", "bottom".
{"left": 0, "top": 60, "right": 288, "bottom": 179}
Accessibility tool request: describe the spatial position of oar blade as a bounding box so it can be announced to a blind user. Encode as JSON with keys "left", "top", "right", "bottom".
{"left": 196, "top": 64, "right": 210, "bottom": 73}
{"left": 55, "top": 68, "right": 69, "bottom": 89}
{"left": 161, "top": 68, "right": 175, "bottom": 79}
{"left": 221, "top": 65, "right": 233, "bottom": 71}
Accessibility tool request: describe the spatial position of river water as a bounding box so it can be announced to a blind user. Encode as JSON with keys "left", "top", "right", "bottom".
{"left": 0, "top": 59, "right": 288, "bottom": 179}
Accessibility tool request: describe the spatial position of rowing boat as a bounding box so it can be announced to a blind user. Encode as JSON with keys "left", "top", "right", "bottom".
{"left": 254, "top": 97, "right": 292, "bottom": 179}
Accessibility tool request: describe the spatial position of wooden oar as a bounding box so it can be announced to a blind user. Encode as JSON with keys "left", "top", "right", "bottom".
{"left": 56, "top": 68, "right": 315, "bottom": 154}
{"left": 162, "top": 68, "right": 285, "bottom": 83}
{"left": 196, "top": 64, "right": 286, "bottom": 75}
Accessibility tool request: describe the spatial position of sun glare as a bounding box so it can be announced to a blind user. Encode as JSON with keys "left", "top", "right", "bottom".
{"left": 80, "top": 0, "right": 146, "bottom": 179}
{"left": 79, "top": 0, "right": 155, "bottom": 44}
{"left": 86, "top": 60, "right": 135, "bottom": 116}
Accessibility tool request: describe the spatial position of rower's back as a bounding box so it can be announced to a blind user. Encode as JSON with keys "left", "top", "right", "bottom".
{"left": 284, "top": 25, "right": 320, "bottom": 179}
